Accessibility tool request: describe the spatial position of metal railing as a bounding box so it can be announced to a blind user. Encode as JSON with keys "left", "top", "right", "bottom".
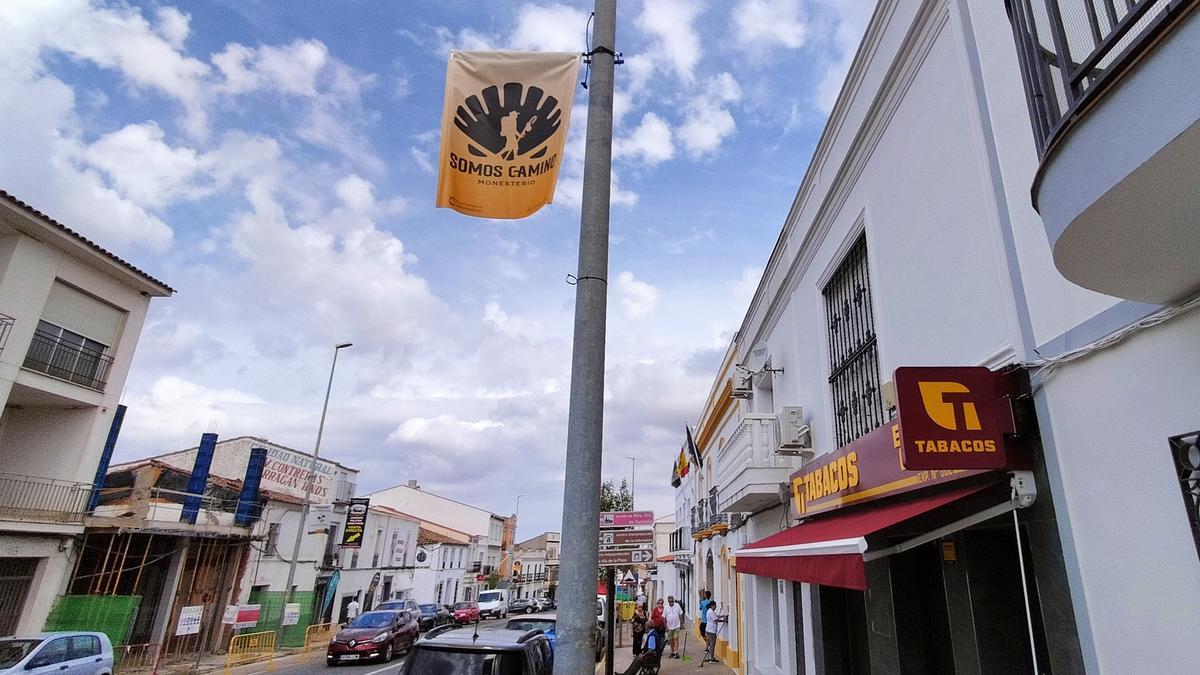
{"left": 92, "top": 485, "right": 263, "bottom": 526}
{"left": 304, "top": 623, "right": 336, "bottom": 654}
{"left": 22, "top": 328, "right": 115, "bottom": 391}
{"left": 225, "top": 631, "right": 276, "bottom": 674}
{"left": 0, "top": 314, "right": 13, "bottom": 356}
{"left": 1008, "top": 0, "right": 1197, "bottom": 153}
{"left": 113, "top": 643, "right": 160, "bottom": 674}
{"left": 0, "top": 472, "right": 91, "bottom": 524}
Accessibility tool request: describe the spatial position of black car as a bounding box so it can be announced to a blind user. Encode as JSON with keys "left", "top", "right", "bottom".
{"left": 400, "top": 627, "right": 552, "bottom": 674}
{"left": 508, "top": 598, "right": 539, "bottom": 614}
{"left": 415, "top": 603, "right": 452, "bottom": 630}
{"left": 505, "top": 614, "right": 605, "bottom": 663}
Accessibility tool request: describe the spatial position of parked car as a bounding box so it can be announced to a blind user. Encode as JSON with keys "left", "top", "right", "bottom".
{"left": 477, "top": 589, "right": 509, "bottom": 619}
{"left": 415, "top": 603, "right": 452, "bottom": 630}
{"left": 326, "top": 609, "right": 418, "bottom": 665}
{"left": 400, "top": 627, "right": 552, "bottom": 674}
{"left": 508, "top": 598, "right": 538, "bottom": 614}
{"left": 533, "top": 596, "right": 555, "bottom": 612}
{"left": 451, "top": 601, "right": 480, "bottom": 624}
{"left": 375, "top": 599, "right": 419, "bottom": 614}
{"left": 504, "top": 613, "right": 605, "bottom": 663}
{"left": 0, "top": 632, "right": 113, "bottom": 675}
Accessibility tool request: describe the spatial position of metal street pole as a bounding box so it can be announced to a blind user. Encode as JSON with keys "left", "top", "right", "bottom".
{"left": 278, "top": 342, "right": 352, "bottom": 644}
{"left": 626, "top": 456, "right": 636, "bottom": 509}
{"left": 555, "top": 0, "right": 616, "bottom": 672}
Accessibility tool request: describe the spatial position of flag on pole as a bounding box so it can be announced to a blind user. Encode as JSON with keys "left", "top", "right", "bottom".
{"left": 685, "top": 424, "right": 702, "bottom": 468}
{"left": 436, "top": 51, "right": 580, "bottom": 219}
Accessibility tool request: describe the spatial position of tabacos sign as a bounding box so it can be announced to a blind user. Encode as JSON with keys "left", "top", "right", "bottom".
{"left": 435, "top": 51, "right": 580, "bottom": 219}
{"left": 789, "top": 422, "right": 984, "bottom": 517}
{"left": 893, "top": 366, "right": 1012, "bottom": 471}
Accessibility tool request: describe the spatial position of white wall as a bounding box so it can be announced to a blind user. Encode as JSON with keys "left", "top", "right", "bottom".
{"left": 367, "top": 485, "right": 495, "bottom": 540}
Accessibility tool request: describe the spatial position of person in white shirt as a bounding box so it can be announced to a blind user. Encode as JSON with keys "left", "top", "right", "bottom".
{"left": 662, "top": 596, "right": 685, "bottom": 658}
{"left": 346, "top": 597, "right": 360, "bottom": 623}
{"left": 701, "top": 601, "right": 720, "bottom": 664}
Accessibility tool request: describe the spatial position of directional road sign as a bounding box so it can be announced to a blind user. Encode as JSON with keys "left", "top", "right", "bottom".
{"left": 599, "top": 529, "right": 655, "bottom": 547}
{"left": 599, "top": 511, "right": 654, "bottom": 528}
{"left": 599, "top": 548, "right": 655, "bottom": 566}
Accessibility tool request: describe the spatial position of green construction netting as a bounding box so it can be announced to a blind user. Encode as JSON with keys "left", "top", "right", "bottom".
{"left": 45, "top": 595, "right": 141, "bottom": 647}
{"left": 240, "top": 590, "right": 315, "bottom": 648}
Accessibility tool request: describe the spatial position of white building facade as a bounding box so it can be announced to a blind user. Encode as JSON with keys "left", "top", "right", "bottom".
{"left": 687, "top": 1, "right": 1200, "bottom": 674}
{"left": 0, "top": 190, "right": 172, "bottom": 634}
{"left": 327, "top": 505, "right": 420, "bottom": 620}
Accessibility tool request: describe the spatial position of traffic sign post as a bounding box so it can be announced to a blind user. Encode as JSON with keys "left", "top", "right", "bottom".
{"left": 598, "top": 529, "right": 654, "bottom": 547}
{"left": 599, "top": 511, "right": 654, "bottom": 528}
{"left": 598, "top": 549, "right": 655, "bottom": 566}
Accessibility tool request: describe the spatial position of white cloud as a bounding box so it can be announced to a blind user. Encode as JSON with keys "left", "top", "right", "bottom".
{"left": 509, "top": 4, "right": 591, "bottom": 52}
{"left": 733, "top": 0, "right": 808, "bottom": 51}
{"left": 635, "top": 0, "right": 705, "bottom": 85}
{"left": 814, "top": 0, "right": 875, "bottom": 113}
{"left": 616, "top": 271, "right": 660, "bottom": 319}
{"left": 678, "top": 73, "right": 742, "bottom": 157}
{"left": 615, "top": 112, "right": 674, "bottom": 165}
{"left": 335, "top": 174, "right": 376, "bottom": 212}
{"left": 83, "top": 122, "right": 207, "bottom": 208}
{"left": 434, "top": 26, "right": 499, "bottom": 53}
{"left": 155, "top": 7, "right": 191, "bottom": 49}
{"left": 213, "top": 40, "right": 331, "bottom": 96}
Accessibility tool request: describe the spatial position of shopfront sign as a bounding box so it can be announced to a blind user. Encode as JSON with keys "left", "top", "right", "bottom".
{"left": 341, "top": 498, "right": 369, "bottom": 549}
{"left": 894, "top": 366, "right": 1010, "bottom": 470}
{"left": 789, "top": 421, "right": 985, "bottom": 518}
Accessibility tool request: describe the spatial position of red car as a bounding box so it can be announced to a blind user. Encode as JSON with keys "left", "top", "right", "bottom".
{"left": 326, "top": 609, "right": 418, "bottom": 665}
{"left": 451, "top": 601, "right": 480, "bottom": 624}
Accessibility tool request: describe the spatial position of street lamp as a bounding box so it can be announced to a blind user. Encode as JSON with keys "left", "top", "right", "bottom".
{"left": 279, "top": 342, "right": 352, "bottom": 641}
{"left": 626, "top": 456, "right": 636, "bottom": 510}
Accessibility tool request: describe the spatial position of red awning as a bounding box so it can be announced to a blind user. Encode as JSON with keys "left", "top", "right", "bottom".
{"left": 735, "top": 482, "right": 996, "bottom": 590}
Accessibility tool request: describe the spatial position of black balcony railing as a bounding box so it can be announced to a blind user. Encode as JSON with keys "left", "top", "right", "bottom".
{"left": 0, "top": 472, "right": 91, "bottom": 524}
{"left": 23, "top": 329, "right": 114, "bottom": 391}
{"left": 0, "top": 314, "right": 13, "bottom": 355}
{"left": 1008, "top": 0, "right": 1196, "bottom": 153}
{"left": 469, "top": 562, "right": 482, "bottom": 573}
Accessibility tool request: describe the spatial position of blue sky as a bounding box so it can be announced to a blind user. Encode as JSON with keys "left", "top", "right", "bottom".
{"left": 0, "top": 0, "right": 872, "bottom": 539}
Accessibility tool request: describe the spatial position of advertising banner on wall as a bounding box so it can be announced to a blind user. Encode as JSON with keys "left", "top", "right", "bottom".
{"left": 341, "top": 498, "right": 369, "bottom": 549}
{"left": 176, "top": 606, "right": 203, "bottom": 635}
{"left": 435, "top": 51, "right": 580, "bottom": 219}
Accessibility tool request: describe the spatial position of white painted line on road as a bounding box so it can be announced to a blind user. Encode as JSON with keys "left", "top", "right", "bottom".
{"left": 363, "top": 661, "right": 402, "bottom": 675}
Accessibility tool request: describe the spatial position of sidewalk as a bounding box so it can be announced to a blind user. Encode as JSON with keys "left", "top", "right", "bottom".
{"left": 610, "top": 644, "right": 736, "bottom": 675}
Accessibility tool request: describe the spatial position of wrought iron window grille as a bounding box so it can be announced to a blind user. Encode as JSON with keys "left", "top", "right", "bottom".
{"left": 824, "top": 235, "right": 885, "bottom": 448}
{"left": 1170, "top": 430, "right": 1200, "bottom": 561}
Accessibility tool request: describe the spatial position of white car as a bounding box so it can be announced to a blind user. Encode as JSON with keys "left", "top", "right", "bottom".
{"left": 0, "top": 633, "right": 113, "bottom": 675}
{"left": 476, "top": 589, "right": 509, "bottom": 619}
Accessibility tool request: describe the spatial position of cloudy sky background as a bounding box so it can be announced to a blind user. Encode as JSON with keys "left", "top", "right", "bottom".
{"left": 0, "top": 0, "right": 872, "bottom": 540}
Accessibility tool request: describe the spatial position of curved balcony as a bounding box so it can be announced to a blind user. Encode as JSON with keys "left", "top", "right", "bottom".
{"left": 1010, "top": 0, "right": 1200, "bottom": 303}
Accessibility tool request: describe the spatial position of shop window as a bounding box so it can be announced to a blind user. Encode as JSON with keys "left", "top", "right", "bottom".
{"left": 1169, "top": 430, "right": 1200, "bottom": 560}
{"left": 823, "top": 235, "right": 884, "bottom": 447}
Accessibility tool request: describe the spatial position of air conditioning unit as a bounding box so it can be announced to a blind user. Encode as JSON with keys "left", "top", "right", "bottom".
{"left": 777, "top": 482, "right": 793, "bottom": 506}
{"left": 729, "top": 513, "right": 746, "bottom": 530}
{"left": 731, "top": 374, "right": 753, "bottom": 399}
{"left": 776, "top": 407, "right": 813, "bottom": 455}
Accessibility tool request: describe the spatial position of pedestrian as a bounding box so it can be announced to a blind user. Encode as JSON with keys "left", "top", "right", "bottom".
{"left": 346, "top": 596, "right": 360, "bottom": 624}
{"left": 650, "top": 597, "right": 665, "bottom": 634}
{"left": 701, "top": 600, "right": 721, "bottom": 665}
{"left": 698, "top": 590, "right": 712, "bottom": 636}
{"left": 631, "top": 604, "right": 647, "bottom": 657}
{"left": 636, "top": 588, "right": 647, "bottom": 608}
{"left": 662, "top": 595, "right": 685, "bottom": 659}
{"left": 620, "top": 625, "right": 659, "bottom": 675}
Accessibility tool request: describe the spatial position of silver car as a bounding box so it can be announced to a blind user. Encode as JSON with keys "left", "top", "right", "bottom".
{"left": 0, "top": 633, "right": 113, "bottom": 675}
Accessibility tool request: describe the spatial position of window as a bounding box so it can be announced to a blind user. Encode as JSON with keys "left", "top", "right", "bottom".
{"left": 1170, "top": 430, "right": 1200, "bottom": 560}
{"left": 372, "top": 528, "right": 384, "bottom": 567}
{"left": 33, "top": 638, "right": 69, "bottom": 666}
{"left": 265, "top": 523, "right": 280, "bottom": 555}
{"left": 823, "top": 235, "right": 884, "bottom": 447}
{"left": 23, "top": 320, "right": 113, "bottom": 390}
{"left": 68, "top": 635, "right": 100, "bottom": 660}
{"left": 350, "top": 550, "right": 360, "bottom": 569}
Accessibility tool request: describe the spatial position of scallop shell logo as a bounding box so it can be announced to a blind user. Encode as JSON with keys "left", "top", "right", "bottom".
{"left": 454, "top": 83, "right": 563, "bottom": 161}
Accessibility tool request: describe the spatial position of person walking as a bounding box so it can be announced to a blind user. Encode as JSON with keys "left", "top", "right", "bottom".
{"left": 662, "top": 595, "right": 685, "bottom": 659}
{"left": 346, "top": 596, "right": 360, "bottom": 624}
{"left": 701, "top": 600, "right": 721, "bottom": 665}
{"left": 650, "top": 598, "right": 665, "bottom": 634}
{"left": 698, "top": 590, "right": 712, "bottom": 637}
{"left": 631, "top": 604, "right": 648, "bottom": 657}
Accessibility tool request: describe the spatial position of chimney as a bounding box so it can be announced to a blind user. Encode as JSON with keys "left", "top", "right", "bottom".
{"left": 407, "top": 480, "right": 419, "bottom": 489}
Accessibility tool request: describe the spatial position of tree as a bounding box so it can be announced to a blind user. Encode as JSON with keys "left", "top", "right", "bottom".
{"left": 485, "top": 571, "right": 502, "bottom": 589}
{"left": 600, "top": 478, "right": 633, "bottom": 512}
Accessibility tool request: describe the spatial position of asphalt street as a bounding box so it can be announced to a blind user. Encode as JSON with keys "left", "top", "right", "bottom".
{"left": 265, "top": 617, "right": 513, "bottom": 675}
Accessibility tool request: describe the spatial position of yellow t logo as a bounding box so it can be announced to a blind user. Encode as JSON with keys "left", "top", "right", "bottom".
{"left": 918, "top": 382, "right": 982, "bottom": 431}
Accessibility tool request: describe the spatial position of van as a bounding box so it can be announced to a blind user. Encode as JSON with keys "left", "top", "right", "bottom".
{"left": 477, "top": 589, "right": 509, "bottom": 619}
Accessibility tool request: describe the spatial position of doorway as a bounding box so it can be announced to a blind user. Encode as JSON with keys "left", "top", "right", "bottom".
{"left": 818, "top": 585, "right": 869, "bottom": 675}
{"left": 0, "top": 558, "right": 37, "bottom": 635}
{"left": 889, "top": 541, "right": 955, "bottom": 674}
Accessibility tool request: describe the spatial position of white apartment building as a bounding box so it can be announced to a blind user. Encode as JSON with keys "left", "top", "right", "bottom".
{"left": 687, "top": 1, "right": 1200, "bottom": 673}
{"left": 0, "top": 190, "right": 172, "bottom": 635}
{"left": 511, "top": 531, "right": 560, "bottom": 601}
{"left": 648, "top": 517, "right": 677, "bottom": 606}
{"left": 366, "top": 480, "right": 512, "bottom": 576}
{"left": 328, "top": 505, "right": 420, "bottom": 621}
{"left": 411, "top": 526, "right": 479, "bottom": 606}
